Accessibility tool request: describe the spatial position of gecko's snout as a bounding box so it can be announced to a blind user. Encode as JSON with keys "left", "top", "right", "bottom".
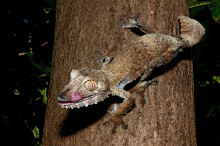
{"left": 58, "top": 93, "right": 69, "bottom": 102}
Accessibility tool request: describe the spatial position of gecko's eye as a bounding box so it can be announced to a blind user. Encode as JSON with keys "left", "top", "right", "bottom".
{"left": 84, "top": 80, "right": 97, "bottom": 91}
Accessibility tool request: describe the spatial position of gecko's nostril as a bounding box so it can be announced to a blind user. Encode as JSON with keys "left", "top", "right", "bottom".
{"left": 58, "top": 93, "right": 65, "bottom": 99}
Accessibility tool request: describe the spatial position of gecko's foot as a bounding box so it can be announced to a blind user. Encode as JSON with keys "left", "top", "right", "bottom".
{"left": 94, "top": 49, "right": 104, "bottom": 65}
{"left": 93, "top": 43, "right": 118, "bottom": 68}
{"left": 120, "top": 12, "right": 142, "bottom": 29}
{"left": 121, "top": 11, "right": 157, "bottom": 34}
{"left": 142, "top": 79, "right": 158, "bottom": 88}
{"left": 135, "top": 79, "right": 158, "bottom": 93}
{"left": 103, "top": 115, "right": 128, "bottom": 134}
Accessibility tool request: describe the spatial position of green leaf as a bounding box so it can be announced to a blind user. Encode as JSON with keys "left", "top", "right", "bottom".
{"left": 13, "top": 89, "right": 20, "bottom": 96}
{"left": 46, "top": 19, "right": 50, "bottom": 24}
{"left": 205, "top": 105, "right": 216, "bottom": 118}
{"left": 34, "top": 141, "right": 42, "bottom": 146}
{"left": 37, "top": 88, "right": 47, "bottom": 104}
{"left": 24, "top": 51, "right": 34, "bottom": 57}
{"left": 197, "top": 80, "right": 209, "bottom": 87}
{"left": 43, "top": 8, "right": 51, "bottom": 14}
{"left": 30, "top": 61, "right": 51, "bottom": 74}
{"left": 213, "top": 76, "right": 220, "bottom": 84}
{"left": 189, "top": 0, "right": 211, "bottom": 17}
{"left": 188, "top": 0, "right": 210, "bottom": 8}
{"left": 32, "top": 126, "right": 40, "bottom": 138}
{"left": 24, "top": 119, "right": 32, "bottom": 132}
{"left": 38, "top": 73, "right": 50, "bottom": 78}
{"left": 211, "top": 0, "right": 220, "bottom": 23}
{"left": 1, "top": 115, "right": 12, "bottom": 125}
{"left": 188, "top": 0, "right": 220, "bottom": 22}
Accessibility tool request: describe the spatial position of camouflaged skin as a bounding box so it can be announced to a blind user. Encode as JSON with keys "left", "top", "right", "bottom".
{"left": 58, "top": 15, "right": 205, "bottom": 133}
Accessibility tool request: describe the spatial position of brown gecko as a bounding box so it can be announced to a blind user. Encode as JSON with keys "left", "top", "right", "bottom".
{"left": 58, "top": 15, "right": 205, "bottom": 133}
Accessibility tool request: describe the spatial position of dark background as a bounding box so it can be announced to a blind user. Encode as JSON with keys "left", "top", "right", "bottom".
{"left": 2, "top": 0, "right": 220, "bottom": 145}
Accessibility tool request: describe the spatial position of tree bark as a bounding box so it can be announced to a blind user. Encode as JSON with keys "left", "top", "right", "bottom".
{"left": 43, "top": 0, "right": 197, "bottom": 145}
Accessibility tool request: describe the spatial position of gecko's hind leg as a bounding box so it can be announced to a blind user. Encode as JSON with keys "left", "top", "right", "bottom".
{"left": 129, "top": 79, "right": 158, "bottom": 107}
{"left": 140, "top": 59, "right": 158, "bottom": 82}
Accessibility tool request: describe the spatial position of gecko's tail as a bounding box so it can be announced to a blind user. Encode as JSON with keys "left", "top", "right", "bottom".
{"left": 179, "top": 16, "right": 205, "bottom": 47}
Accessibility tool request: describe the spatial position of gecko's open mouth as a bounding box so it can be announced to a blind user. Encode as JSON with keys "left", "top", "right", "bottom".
{"left": 58, "top": 93, "right": 98, "bottom": 105}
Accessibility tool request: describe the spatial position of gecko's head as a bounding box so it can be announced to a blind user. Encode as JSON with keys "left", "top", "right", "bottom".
{"left": 58, "top": 68, "right": 110, "bottom": 109}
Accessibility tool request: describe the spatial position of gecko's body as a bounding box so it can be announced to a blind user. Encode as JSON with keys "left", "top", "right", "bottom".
{"left": 58, "top": 15, "right": 205, "bottom": 133}
{"left": 102, "top": 34, "right": 184, "bottom": 89}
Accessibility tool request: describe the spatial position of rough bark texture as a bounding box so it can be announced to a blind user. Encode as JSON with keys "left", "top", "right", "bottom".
{"left": 43, "top": 0, "right": 197, "bottom": 145}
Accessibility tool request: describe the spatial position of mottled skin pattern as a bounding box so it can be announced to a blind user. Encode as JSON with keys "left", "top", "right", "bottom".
{"left": 58, "top": 15, "right": 205, "bottom": 133}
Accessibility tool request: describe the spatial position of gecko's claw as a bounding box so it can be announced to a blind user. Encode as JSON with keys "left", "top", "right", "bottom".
{"left": 103, "top": 115, "right": 128, "bottom": 134}
{"left": 139, "top": 96, "right": 146, "bottom": 108}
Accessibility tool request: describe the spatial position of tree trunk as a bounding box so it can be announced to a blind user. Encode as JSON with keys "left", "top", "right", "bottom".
{"left": 43, "top": 0, "right": 197, "bottom": 145}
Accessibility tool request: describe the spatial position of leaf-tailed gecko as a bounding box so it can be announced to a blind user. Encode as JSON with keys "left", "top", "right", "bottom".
{"left": 58, "top": 15, "right": 205, "bottom": 133}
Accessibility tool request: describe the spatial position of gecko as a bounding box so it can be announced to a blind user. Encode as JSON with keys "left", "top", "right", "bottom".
{"left": 58, "top": 15, "right": 205, "bottom": 134}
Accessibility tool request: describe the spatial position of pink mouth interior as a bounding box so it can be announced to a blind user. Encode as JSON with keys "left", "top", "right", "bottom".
{"left": 70, "top": 93, "right": 83, "bottom": 102}
{"left": 58, "top": 92, "right": 95, "bottom": 105}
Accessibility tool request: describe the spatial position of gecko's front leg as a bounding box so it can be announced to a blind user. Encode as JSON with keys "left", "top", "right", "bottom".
{"left": 103, "top": 99, "right": 135, "bottom": 134}
{"left": 103, "top": 87, "right": 136, "bottom": 134}
{"left": 103, "top": 80, "right": 157, "bottom": 134}
{"left": 121, "top": 12, "right": 157, "bottom": 34}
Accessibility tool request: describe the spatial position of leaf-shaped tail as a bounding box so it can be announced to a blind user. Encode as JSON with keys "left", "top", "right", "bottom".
{"left": 179, "top": 15, "right": 205, "bottom": 46}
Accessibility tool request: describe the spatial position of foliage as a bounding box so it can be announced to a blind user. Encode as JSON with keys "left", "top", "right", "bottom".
{"left": 3, "top": 0, "right": 55, "bottom": 145}
{"left": 189, "top": 0, "right": 220, "bottom": 22}
{"left": 189, "top": 0, "right": 220, "bottom": 145}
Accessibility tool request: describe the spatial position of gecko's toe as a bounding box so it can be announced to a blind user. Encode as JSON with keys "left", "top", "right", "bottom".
{"left": 142, "top": 79, "right": 158, "bottom": 88}
{"left": 103, "top": 115, "right": 128, "bottom": 134}
{"left": 122, "top": 123, "right": 128, "bottom": 130}
{"left": 140, "top": 97, "right": 146, "bottom": 108}
{"left": 151, "top": 79, "right": 158, "bottom": 85}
